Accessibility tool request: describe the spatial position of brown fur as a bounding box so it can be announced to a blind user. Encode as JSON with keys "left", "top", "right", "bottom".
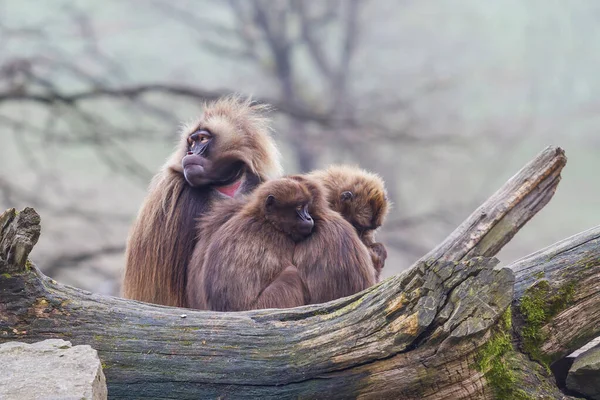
{"left": 186, "top": 197, "right": 245, "bottom": 309}
{"left": 187, "top": 176, "right": 376, "bottom": 310}
{"left": 307, "top": 165, "right": 390, "bottom": 280}
{"left": 122, "top": 96, "right": 282, "bottom": 307}
{"left": 290, "top": 175, "right": 376, "bottom": 303}
{"left": 189, "top": 178, "right": 313, "bottom": 311}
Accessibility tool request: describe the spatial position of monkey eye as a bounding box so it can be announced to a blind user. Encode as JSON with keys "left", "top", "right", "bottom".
{"left": 341, "top": 191, "right": 354, "bottom": 201}
{"left": 188, "top": 130, "right": 212, "bottom": 148}
{"left": 296, "top": 204, "right": 309, "bottom": 212}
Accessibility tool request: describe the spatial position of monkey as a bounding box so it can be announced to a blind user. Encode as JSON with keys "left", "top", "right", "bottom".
{"left": 122, "top": 96, "right": 282, "bottom": 307}
{"left": 307, "top": 165, "right": 390, "bottom": 280}
{"left": 187, "top": 175, "right": 376, "bottom": 310}
{"left": 289, "top": 175, "right": 377, "bottom": 303}
{"left": 185, "top": 196, "right": 246, "bottom": 309}
{"left": 189, "top": 177, "right": 314, "bottom": 311}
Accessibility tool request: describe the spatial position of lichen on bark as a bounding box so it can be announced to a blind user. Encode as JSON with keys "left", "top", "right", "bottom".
{"left": 518, "top": 280, "right": 576, "bottom": 367}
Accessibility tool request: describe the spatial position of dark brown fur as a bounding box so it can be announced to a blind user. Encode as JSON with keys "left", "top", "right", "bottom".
{"left": 290, "top": 175, "right": 376, "bottom": 303}
{"left": 307, "top": 165, "right": 390, "bottom": 280}
{"left": 189, "top": 178, "right": 313, "bottom": 311}
{"left": 187, "top": 176, "right": 376, "bottom": 310}
{"left": 122, "top": 96, "right": 282, "bottom": 307}
{"left": 186, "top": 197, "right": 245, "bottom": 309}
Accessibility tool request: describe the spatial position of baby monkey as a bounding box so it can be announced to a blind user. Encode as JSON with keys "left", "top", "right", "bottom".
{"left": 308, "top": 165, "right": 390, "bottom": 280}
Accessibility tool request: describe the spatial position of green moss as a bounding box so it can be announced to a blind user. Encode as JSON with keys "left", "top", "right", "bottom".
{"left": 25, "top": 259, "right": 32, "bottom": 270}
{"left": 475, "top": 309, "right": 534, "bottom": 400}
{"left": 533, "top": 271, "right": 544, "bottom": 279}
{"left": 1, "top": 273, "right": 11, "bottom": 279}
{"left": 519, "top": 280, "right": 575, "bottom": 367}
{"left": 475, "top": 324, "right": 511, "bottom": 372}
{"left": 181, "top": 327, "right": 201, "bottom": 332}
{"left": 313, "top": 296, "right": 366, "bottom": 320}
{"left": 551, "top": 282, "right": 575, "bottom": 314}
{"left": 500, "top": 306, "right": 512, "bottom": 331}
{"left": 476, "top": 310, "right": 514, "bottom": 396}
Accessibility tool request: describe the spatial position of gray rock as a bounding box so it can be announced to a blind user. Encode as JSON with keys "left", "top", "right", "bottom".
{"left": 0, "top": 339, "right": 107, "bottom": 400}
{"left": 566, "top": 345, "right": 600, "bottom": 400}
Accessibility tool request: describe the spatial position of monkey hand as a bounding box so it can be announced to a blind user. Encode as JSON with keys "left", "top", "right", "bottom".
{"left": 255, "top": 266, "right": 310, "bottom": 309}
{"left": 278, "top": 266, "right": 311, "bottom": 305}
{"left": 369, "top": 242, "right": 388, "bottom": 277}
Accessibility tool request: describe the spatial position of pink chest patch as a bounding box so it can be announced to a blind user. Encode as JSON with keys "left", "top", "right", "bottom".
{"left": 215, "top": 179, "right": 242, "bottom": 197}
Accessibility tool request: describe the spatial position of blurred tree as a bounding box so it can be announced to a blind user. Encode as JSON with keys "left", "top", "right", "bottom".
{"left": 0, "top": 1, "right": 482, "bottom": 294}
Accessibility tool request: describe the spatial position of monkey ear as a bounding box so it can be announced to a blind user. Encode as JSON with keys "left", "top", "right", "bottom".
{"left": 341, "top": 191, "right": 354, "bottom": 201}
{"left": 265, "top": 194, "right": 276, "bottom": 210}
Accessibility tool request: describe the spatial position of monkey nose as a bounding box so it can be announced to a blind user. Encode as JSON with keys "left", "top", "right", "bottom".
{"left": 298, "top": 220, "right": 314, "bottom": 237}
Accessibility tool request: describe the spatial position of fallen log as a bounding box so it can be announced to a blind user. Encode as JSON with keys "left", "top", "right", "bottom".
{"left": 2, "top": 146, "right": 596, "bottom": 399}
{"left": 511, "top": 225, "right": 600, "bottom": 372}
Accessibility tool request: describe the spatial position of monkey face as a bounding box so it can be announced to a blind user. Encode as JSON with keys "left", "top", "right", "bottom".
{"left": 339, "top": 188, "right": 388, "bottom": 234}
{"left": 307, "top": 165, "right": 390, "bottom": 235}
{"left": 294, "top": 204, "right": 315, "bottom": 237}
{"left": 172, "top": 97, "right": 283, "bottom": 195}
{"left": 182, "top": 129, "right": 250, "bottom": 193}
{"left": 339, "top": 190, "right": 373, "bottom": 232}
{"left": 263, "top": 182, "right": 315, "bottom": 241}
{"left": 182, "top": 129, "right": 213, "bottom": 186}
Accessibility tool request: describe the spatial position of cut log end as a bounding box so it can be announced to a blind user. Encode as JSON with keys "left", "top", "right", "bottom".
{"left": 0, "top": 207, "right": 41, "bottom": 274}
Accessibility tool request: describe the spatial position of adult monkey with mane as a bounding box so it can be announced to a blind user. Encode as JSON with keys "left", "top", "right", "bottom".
{"left": 122, "top": 96, "right": 282, "bottom": 307}
{"left": 187, "top": 175, "right": 376, "bottom": 311}
{"left": 308, "top": 165, "right": 390, "bottom": 280}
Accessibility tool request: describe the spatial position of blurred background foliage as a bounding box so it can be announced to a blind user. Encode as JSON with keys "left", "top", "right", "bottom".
{"left": 1, "top": 0, "right": 598, "bottom": 296}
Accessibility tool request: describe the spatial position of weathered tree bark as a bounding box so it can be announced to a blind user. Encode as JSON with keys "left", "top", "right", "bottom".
{"left": 1, "top": 146, "right": 596, "bottom": 399}
{"left": 511, "top": 225, "right": 600, "bottom": 369}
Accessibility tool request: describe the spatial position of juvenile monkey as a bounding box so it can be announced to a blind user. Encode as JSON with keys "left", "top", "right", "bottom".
{"left": 308, "top": 165, "right": 390, "bottom": 279}
{"left": 190, "top": 178, "right": 314, "bottom": 311}
{"left": 123, "top": 96, "right": 282, "bottom": 307}
{"left": 290, "top": 175, "right": 376, "bottom": 304}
